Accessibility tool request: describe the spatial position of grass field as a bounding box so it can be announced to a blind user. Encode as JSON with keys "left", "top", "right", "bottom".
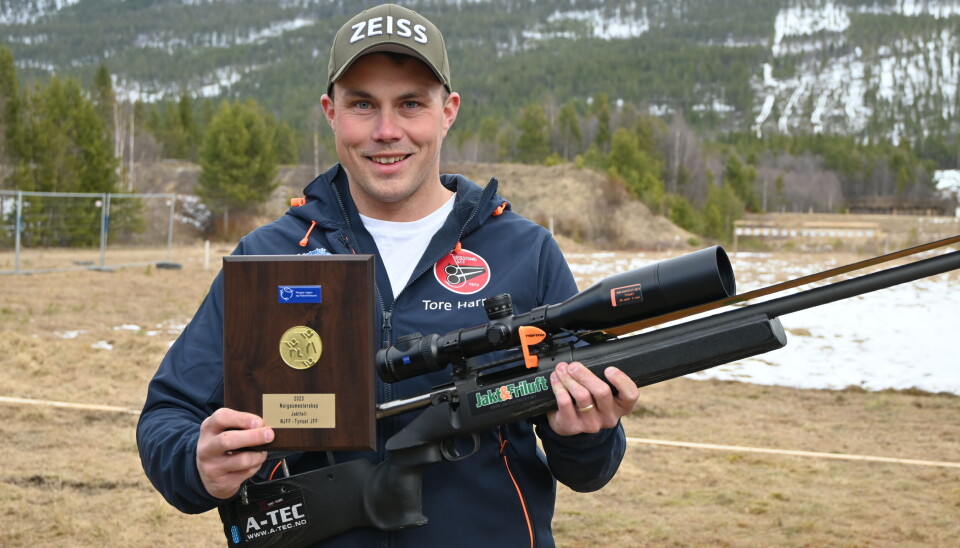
{"left": 1, "top": 244, "right": 958, "bottom": 547}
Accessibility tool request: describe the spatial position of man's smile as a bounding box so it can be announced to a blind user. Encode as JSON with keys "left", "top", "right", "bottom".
{"left": 368, "top": 154, "right": 412, "bottom": 165}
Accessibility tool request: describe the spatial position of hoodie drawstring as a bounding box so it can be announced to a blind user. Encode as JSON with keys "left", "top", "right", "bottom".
{"left": 299, "top": 220, "right": 317, "bottom": 247}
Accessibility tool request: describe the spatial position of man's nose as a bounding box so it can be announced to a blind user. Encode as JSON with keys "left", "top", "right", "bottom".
{"left": 372, "top": 110, "right": 403, "bottom": 142}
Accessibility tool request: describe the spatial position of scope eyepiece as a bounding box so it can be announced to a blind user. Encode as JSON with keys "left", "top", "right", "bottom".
{"left": 377, "top": 332, "right": 444, "bottom": 384}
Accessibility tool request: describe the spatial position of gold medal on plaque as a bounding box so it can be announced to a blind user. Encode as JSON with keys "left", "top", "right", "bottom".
{"left": 279, "top": 326, "right": 322, "bottom": 369}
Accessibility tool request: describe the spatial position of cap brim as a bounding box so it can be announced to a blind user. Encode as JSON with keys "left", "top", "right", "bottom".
{"left": 328, "top": 42, "right": 450, "bottom": 94}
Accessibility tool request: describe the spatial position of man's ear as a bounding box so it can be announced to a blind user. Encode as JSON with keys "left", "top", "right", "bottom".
{"left": 442, "top": 92, "right": 461, "bottom": 136}
{"left": 321, "top": 93, "right": 335, "bottom": 129}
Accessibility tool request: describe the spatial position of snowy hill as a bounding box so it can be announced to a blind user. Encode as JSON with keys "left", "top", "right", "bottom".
{"left": 2, "top": 0, "right": 959, "bottom": 145}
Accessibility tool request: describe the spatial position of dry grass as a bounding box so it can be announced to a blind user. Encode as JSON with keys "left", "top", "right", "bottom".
{"left": 1, "top": 245, "right": 958, "bottom": 547}
{"left": 557, "top": 380, "right": 960, "bottom": 547}
{"left": 1, "top": 245, "right": 227, "bottom": 547}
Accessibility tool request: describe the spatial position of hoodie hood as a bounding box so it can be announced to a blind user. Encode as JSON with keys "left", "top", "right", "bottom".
{"left": 287, "top": 163, "right": 511, "bottom": 251}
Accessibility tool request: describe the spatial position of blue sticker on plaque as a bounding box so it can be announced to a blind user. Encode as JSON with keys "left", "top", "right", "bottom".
{"left": 278, "top": 285, "right": 322, "bottom": 303}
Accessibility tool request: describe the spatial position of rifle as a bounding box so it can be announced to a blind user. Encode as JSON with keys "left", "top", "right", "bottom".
{"left": 220, "top": 238, "right": 960, "bottom": 546}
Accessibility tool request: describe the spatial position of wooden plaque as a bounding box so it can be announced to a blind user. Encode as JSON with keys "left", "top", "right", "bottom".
{"left": 222, "top": 254, "right": 376, "bottom": 451}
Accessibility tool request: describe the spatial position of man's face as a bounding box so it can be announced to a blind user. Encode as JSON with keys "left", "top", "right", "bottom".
{"left": 321, "top": 53, "right": 460, "bottom": 221}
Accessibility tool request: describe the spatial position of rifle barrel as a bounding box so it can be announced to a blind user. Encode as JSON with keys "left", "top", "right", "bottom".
{"left": 704, "top": 248, "right": 960, "bottom": 331}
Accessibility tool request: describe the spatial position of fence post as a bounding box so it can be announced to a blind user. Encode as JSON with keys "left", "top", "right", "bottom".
{"left": 166, "top": 194, "right": 176, "bottom": 262}
{"left": 98, "top": 193, "right": 110, "bottom": 268}
{"left": 15, "top": 190, "right": 22, "bottom": 272}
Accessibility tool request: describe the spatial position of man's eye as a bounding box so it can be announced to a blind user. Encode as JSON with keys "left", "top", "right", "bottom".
{"left": 354, "top": 101, "right": 372, "bottom": 109}
{"left": 402, "top": 101, "right": 420, "bottom": 109}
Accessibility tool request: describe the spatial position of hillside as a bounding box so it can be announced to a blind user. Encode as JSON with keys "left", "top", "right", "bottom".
{"left": 2, "top": 0, "right": 959, "bottom": 148}
{"left": 134, "top": 160, "right": 696, "bottom": 250}
{"left": 443, "top": 162, "right": 697, "bottom": 251}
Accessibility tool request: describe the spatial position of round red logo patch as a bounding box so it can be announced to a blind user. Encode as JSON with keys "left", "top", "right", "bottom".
{"left": 434, "top": 249, "right": 491, "bottom": 295}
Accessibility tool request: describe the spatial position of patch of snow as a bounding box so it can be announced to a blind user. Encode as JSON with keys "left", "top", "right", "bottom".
{"left": 773, "top": 1, "right": 850, "bottom": 56}
{"left": 115, "top": 65, "right": 252, "bottom": 103}
{"left": 690, "top": 274, "right": 960, "bottom": 394}
{"left": 759, "top": 1, "right": 960, "bottom": 139}
{"left": 524, "top": 7, "right": 651, "bottom": 41}
{"left": 0, "top": 0, "right": 81, "bottom": 25}
{"left": 934, "top": 170, "right": 960, "bottom": 194}
{"left": 91, "top": 340, "right": 113, "bottom": 350}
{"left": 567, "top": 251, "right": 960, "bottom": 395}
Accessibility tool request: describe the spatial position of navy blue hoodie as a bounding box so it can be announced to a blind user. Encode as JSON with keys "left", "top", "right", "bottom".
{"left": 137, "top": 164, "right": 626, "bottom": 547}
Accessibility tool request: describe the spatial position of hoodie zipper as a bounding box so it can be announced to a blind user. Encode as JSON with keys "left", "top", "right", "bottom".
{"left": 328, "top": 179, "right": 397, "bottom": 482}
{"left": 330, "top": 209, "right": 389, "bottom": 347}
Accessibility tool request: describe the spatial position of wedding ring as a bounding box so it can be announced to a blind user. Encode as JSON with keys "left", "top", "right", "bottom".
{"left": 578, "top": 403, "right": 595, "bottom": 413}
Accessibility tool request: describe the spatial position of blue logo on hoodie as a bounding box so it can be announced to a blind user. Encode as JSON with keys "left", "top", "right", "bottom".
{"left": 301, "top": 247, "right": 331, "bottom": 256}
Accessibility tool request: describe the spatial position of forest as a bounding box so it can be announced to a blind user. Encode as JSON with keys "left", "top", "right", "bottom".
{"left": 3, "top": 0, "right": 959, "bottom": 152}
{"left": 1, "top": 44, "right": 947, "bottom": 247}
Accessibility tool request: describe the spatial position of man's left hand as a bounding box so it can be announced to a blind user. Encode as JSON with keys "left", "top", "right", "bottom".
{"left": 547, "top": 362, "right": 639, "bottom": 436}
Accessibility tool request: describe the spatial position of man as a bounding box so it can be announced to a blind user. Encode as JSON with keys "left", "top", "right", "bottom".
{"left": 137, "top": 4, "right": 639, "bottom": 546}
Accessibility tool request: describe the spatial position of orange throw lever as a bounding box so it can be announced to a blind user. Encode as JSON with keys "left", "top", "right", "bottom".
{"left": 518, "top": 326, "right": 547, "bottom": 369}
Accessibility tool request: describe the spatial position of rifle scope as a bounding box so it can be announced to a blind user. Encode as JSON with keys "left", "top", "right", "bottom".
{"left": 377, "top": 246, "right": 735, "bottom": 383}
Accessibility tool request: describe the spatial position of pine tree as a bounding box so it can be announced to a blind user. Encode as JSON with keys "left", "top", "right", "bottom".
{"left": 607, "top": 128, "right": 665, "bottom": 209}
{"left": 702, "top": 183, "right": 744, "bottom": 242}
{"left": 592, "top": 93, "right": 611, "bottom": 152}
{"left": 92, "top": 64, "right": 116, "bottom": 144}
{"left": 178, "top": 92, "right": 201, "bottom": 160}
{"left": 557, "top": 101, "right": 582, "bottom": 160}
{"left": 165, "top": 100, "right": 189, "bottom": 159}
{"left": 268, "top": 119, "right": 300, "bottom": 165}
{"left": 197, "top": 99, "right": 278, "bottom": 235}
{"left": 477, "top": 116, "right": 500, "bottom": 162}
{"left": 515, "top": 103, "right": 550, "bottom": 164}
{"left": 11, "top": 76, "right": 117, "bottom": 194}
{"left": 9, "top": 76, "right": 119, "bottom": 246}
{"left": 723, "top": 154, "right": 760, "bottom": 211}
{"left": 0, "top": 47, "right": 22, "bottom": 186}
{"left": 665, "top": 193, "right": 702, "bottom": 235}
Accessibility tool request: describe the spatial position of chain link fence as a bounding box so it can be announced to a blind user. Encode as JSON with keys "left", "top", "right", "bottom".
{"left": 0, "top": 190, "right": 181, "bottom": 274}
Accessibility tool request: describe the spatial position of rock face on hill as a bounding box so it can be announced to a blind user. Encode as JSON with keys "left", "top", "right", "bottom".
{"left": 136, "top": 160, "right": 695, "bottom": 250}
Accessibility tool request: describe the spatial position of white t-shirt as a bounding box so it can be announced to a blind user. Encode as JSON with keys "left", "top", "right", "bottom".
{"left": 360, "top": 196, "right": 456, "bottom": 298}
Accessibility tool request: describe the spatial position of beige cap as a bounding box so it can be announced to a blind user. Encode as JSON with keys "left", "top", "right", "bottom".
{"left": 326, "top": 4, "right": 451, "bottom": 94}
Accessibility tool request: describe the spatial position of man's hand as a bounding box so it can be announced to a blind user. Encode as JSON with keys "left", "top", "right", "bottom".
{"left": 196, "top": 408, "right": 275, "bottom": 500}
{"left": 547, "top": 362, "right": 639, "bottom": 436}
